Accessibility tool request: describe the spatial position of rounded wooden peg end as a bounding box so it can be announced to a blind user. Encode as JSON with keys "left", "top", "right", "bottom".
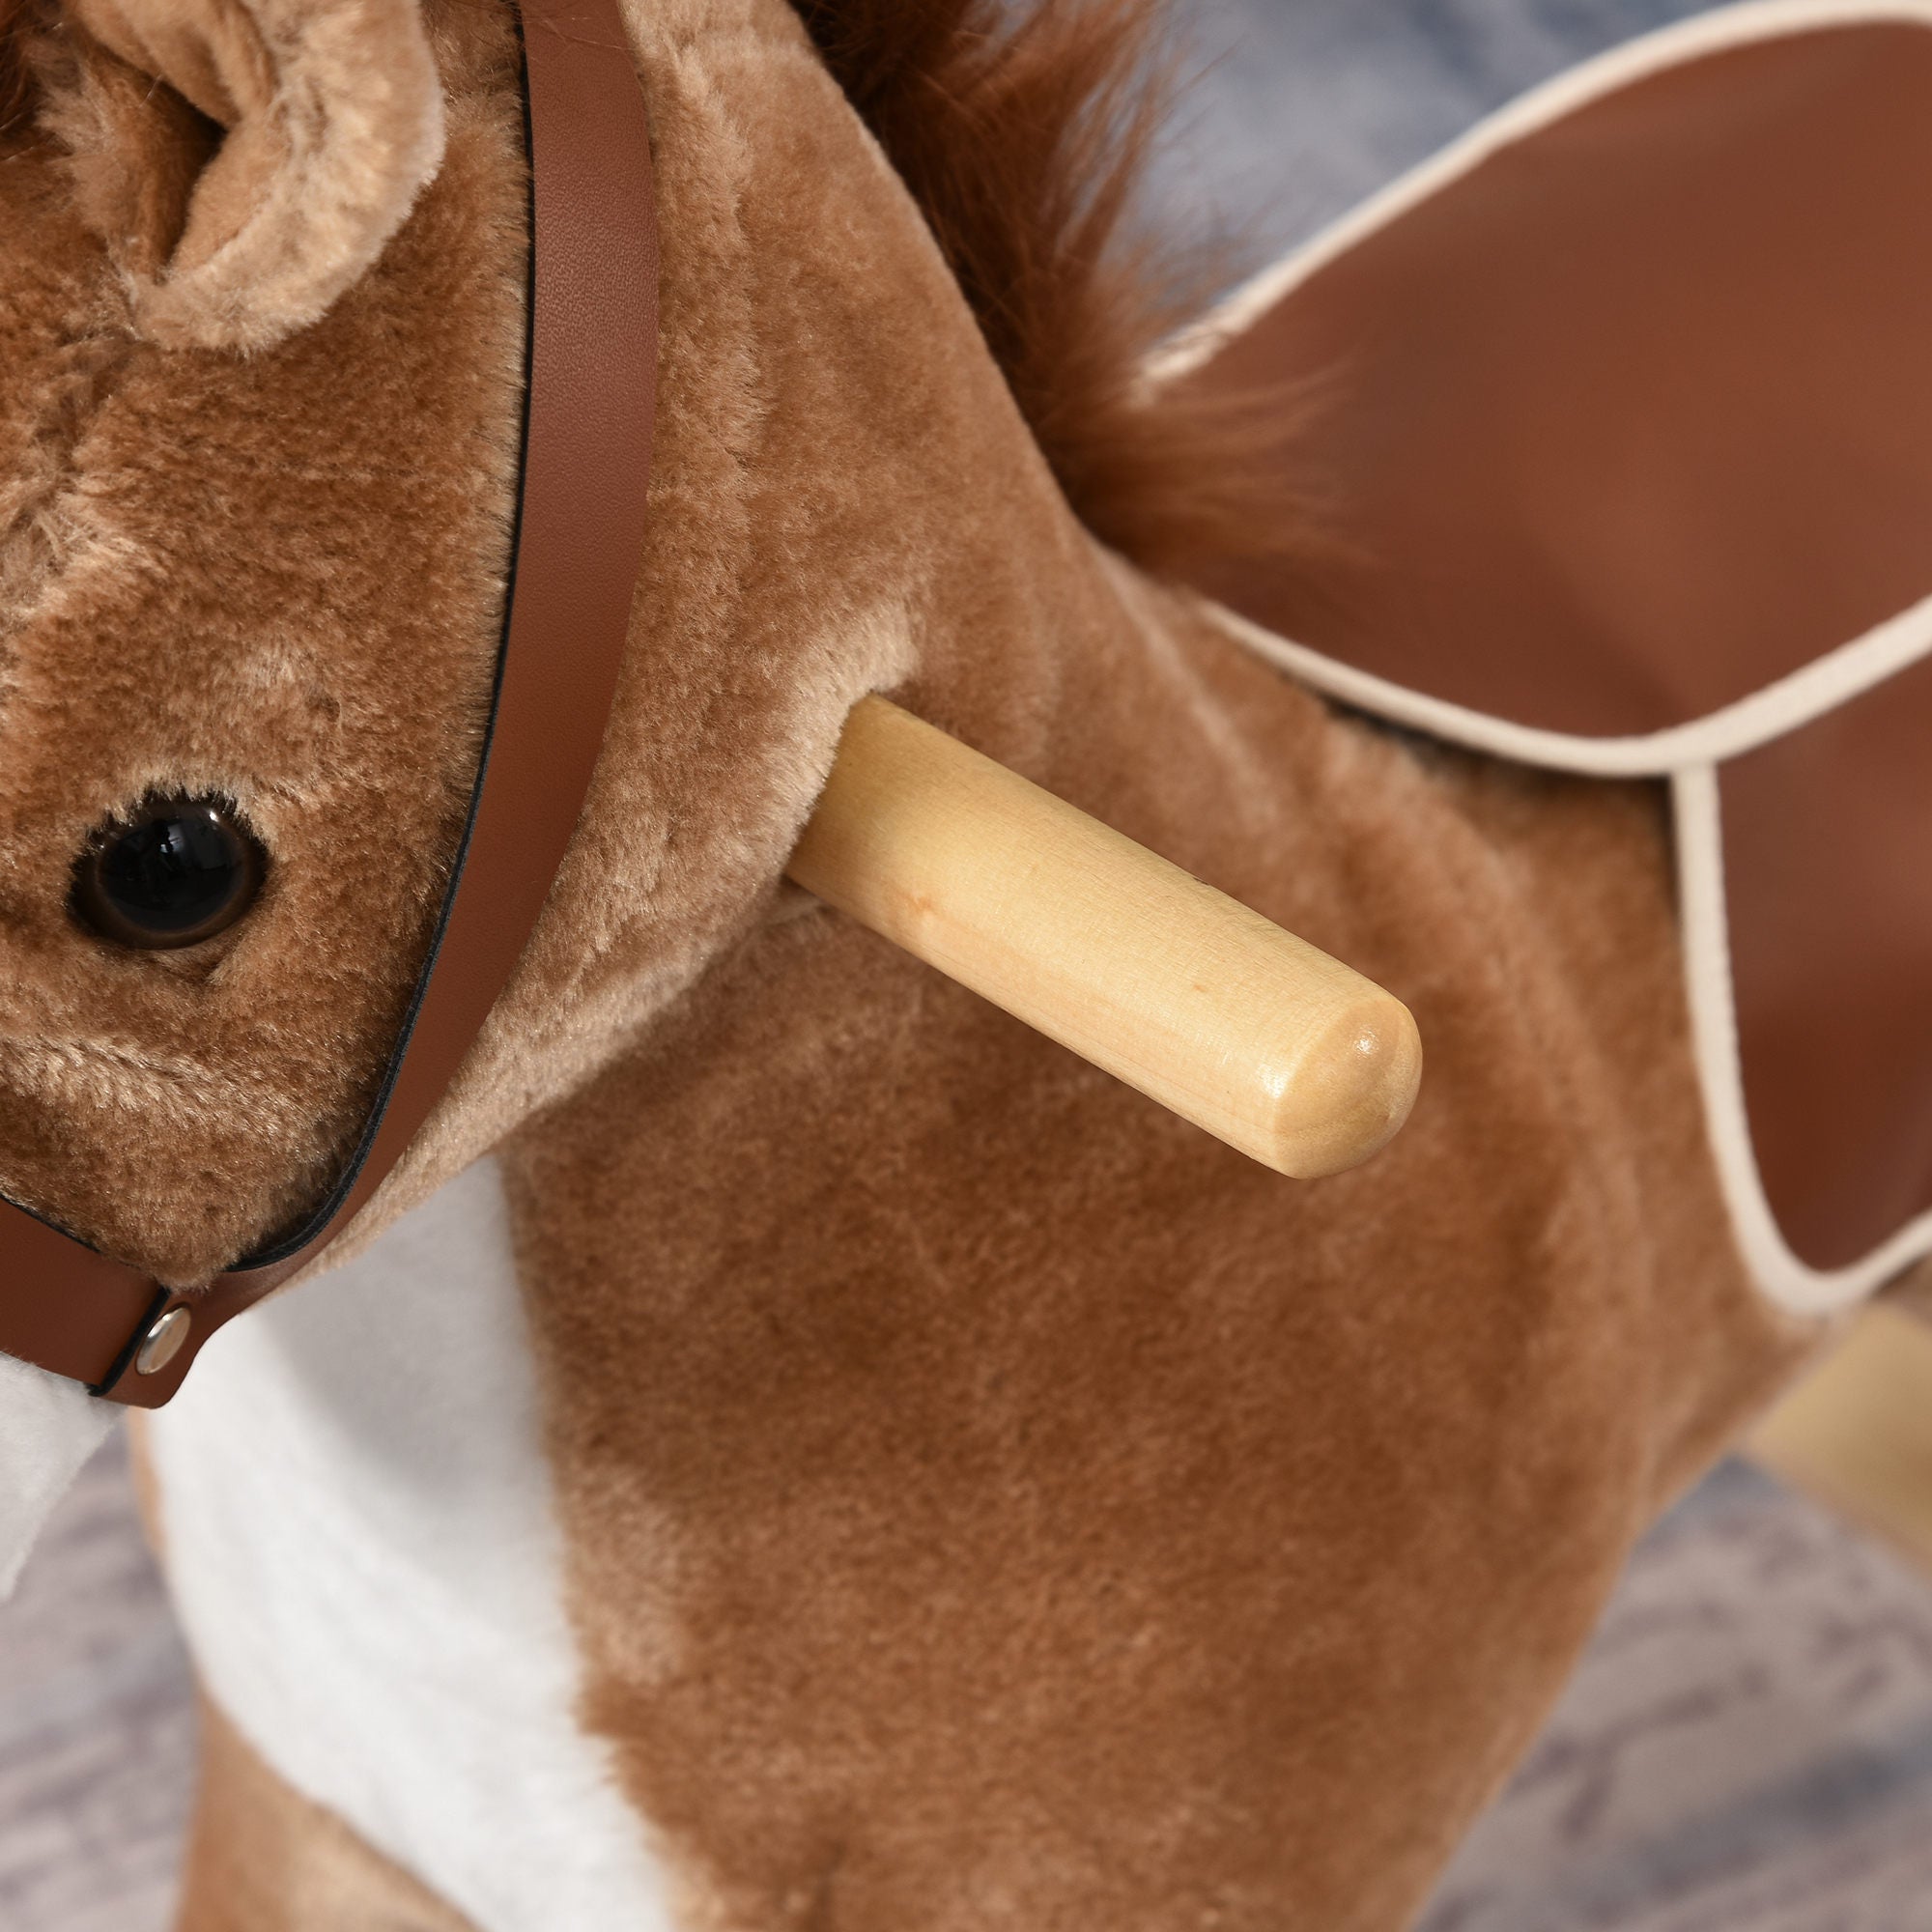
{"left": 1263, "top": 991, "right": 1423, "bottom": 1179}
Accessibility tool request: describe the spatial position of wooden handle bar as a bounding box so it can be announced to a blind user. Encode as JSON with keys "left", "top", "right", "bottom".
{"left": 786, "top": 697, "right": 1421, "bottom": 1178}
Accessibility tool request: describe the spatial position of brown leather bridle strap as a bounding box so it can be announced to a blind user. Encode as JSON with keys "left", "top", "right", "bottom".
{"left": 0, "top": 0, "right": 659, "bottom": 1409}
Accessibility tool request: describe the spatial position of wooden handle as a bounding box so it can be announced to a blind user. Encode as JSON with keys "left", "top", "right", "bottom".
{"left": 786, "top": 697, "right": 1421, "bottom": 1178}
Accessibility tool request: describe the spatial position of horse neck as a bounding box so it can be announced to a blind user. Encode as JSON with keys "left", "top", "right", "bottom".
{"left": 379, "top": 0, "right": 1308, "bottom": 1222}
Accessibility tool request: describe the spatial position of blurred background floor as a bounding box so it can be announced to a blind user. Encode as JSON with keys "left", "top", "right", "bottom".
{"left": 0, "top": 1436, "right": 192, "bottom": 1932}
{"left": 10, "top": 2, "right": 1931, "bottom": 1929}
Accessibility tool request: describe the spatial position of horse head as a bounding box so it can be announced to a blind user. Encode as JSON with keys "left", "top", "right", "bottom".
{"left": 0, "top": 0, "right": 1295, "bottom": 1561}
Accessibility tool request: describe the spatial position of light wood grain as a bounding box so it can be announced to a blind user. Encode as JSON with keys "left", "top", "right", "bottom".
{"left": 1750, "top": 1301, "right": 1932, "bottom": 1575}
{"left": 787, "top": 697, "right": 1422, "bottom": 1178}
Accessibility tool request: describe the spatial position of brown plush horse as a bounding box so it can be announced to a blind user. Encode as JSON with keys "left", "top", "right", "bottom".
{"left": 7, "top": 0, "right": 1927, "bottom": 1922}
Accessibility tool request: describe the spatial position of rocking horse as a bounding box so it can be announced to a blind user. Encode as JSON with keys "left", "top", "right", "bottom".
{"left": 0, "top": 0, "right": 1922, "bottom": 1922}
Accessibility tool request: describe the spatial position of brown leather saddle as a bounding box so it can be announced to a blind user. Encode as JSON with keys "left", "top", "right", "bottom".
{"left": 1172, "top": 1, "right": 1932, "bottom": 1311}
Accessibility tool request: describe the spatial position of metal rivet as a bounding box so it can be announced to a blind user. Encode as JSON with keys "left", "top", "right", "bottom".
{"left": 135, "top": 1306, "right": 192, "bottom": 1378}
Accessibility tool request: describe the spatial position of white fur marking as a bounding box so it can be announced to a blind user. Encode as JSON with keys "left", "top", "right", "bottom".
{"left": 0, "top": 1354, "right": 114, "bottom": 1600}
{"left": 145, "top": 1158, "right": 677, "bottom": 1932}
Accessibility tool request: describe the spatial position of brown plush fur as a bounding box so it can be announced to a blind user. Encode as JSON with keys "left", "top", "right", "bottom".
{"left": 3, "top": 0, "right": 1816, "bottom": 1925}
{"left": 511, "top": 753, "right": 1796, "bottom": 1931}
{"left": 466, "top": 15, "right": 1807, "bottom": 1926}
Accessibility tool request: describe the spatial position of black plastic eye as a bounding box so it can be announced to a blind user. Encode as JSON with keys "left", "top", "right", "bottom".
{"left": 72, "top": 797, "right": 267, "bottom": 951}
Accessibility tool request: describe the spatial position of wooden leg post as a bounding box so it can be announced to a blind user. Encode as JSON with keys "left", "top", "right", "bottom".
{"left": 1750, "top": 1299, "right": 1932, "bottom": 1573}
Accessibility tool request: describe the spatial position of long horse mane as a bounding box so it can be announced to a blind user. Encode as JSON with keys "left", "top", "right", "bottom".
{"left": 794, "top": 0, "right": 1303, "bottom": 576}
{"left": 0, "top": 0, "right": 38, "bottom": 138}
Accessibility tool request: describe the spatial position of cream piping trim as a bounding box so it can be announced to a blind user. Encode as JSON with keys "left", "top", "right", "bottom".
{"left": 1211, "top": 592, "right": 1932, "bottom": 1310}
{"left": 1207, "top": 591, "right": 1932, "bottom": 1315}
{"left": 1204, "top": 592, "right": 1932, "bottom": 780}
{"left": 1212, "top": 599, "right": 1932, "bottom": 1314}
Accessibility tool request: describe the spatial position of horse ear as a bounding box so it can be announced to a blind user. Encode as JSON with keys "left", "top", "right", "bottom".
{"left": 62, "top": 0, "right": 444, "bottom": 350}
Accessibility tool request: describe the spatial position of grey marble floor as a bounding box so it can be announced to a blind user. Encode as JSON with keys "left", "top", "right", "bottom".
{"left": 12, "top": 2, "right": 1930, "bottom": 1930}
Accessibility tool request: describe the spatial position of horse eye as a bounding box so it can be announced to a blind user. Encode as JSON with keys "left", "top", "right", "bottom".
{"left": 72, "top": 797, "right": 267, "bottom": 951}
